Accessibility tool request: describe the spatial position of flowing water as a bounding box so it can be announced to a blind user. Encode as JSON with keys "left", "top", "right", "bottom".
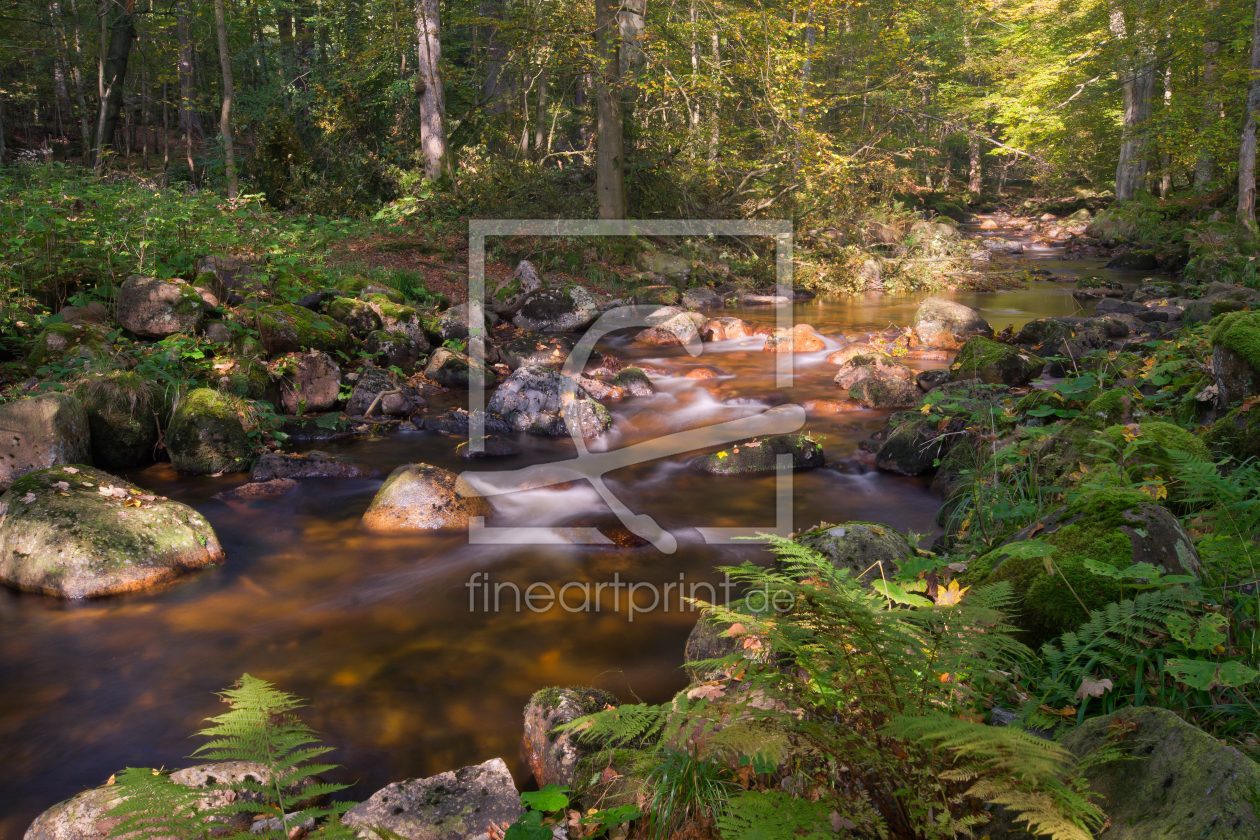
{"left": 0, "top": 239, "right": 1149, "bottom": 834}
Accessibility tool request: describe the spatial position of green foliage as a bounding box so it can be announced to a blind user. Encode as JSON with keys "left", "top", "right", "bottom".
{"left": 107, "top": 674, "right": 354, "bottom": 840}
{"left": 716, "top": 791, "right": 848, "bottom": 840}
{"left": 642, "top": 749, "right": 737, "bottom": 840}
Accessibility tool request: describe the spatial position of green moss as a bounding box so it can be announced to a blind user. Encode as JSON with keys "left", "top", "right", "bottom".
{"left": 172, "top": 282, "right": 207, "bottom": 317}
{"left": 1076, "top": 389, "right": 1140, "bottom": 430}
{"left": 1204, "top": 406, "right": 1260, "bottom": 462}
{"left": 26, "top": 323, "right": 111, "bottom": 370}
{"left": 1211, "top": 311, "right": 1260, "bottom": 372}
{"left": 76, "top": 370, "right": 161, "bottom": 469}
{"left": 630, "top": 285, "right": 681, "bottom": 306}
{"left": 167, "top": 388, "right": 253, "bottom": 474}
{"left": 256, "top": 304, "right": 350, "bottom": 355}
{"left": 613, "top": 367, "right": 653, "bottom": 391}
{"left": 951, "top": 337, "right": 1044, "bottom": 386}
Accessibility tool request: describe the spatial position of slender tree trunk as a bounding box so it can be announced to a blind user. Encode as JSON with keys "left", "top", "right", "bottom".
{"left": 177, "top": 8, "right": 201, "bottom": 138}
{"left": 162, "top": 79, "right": 169, "bottom": 173}
{"left": 414, "top": 0, "right": 450, "bottom": 181}
{"left": 66, "top": 0, "right": 91, "bottom": 158}
{"left": 689, "top": 1, "right": 700, "bottom": 131}
{"left": 1196, "top": 3, "right": 1221, "bottom": 189}
{"left": 0, "top": 96, "right": 6, "bottom": 164}
{"left": 534, "top": 62, "right": 549, "bottom": 156}
{"left": 480, "top": 0, "right": 507, "bottom": 114}
{"left": 595, "top": 0, "right": 625, "bottom": 218}
{"left": 213, "top": 0, "right": 238, "bottom": 198}
{"left": 968, "top": 134, "right": 982, "bottom": 197}
{"left": 93, "top": 7, "right": 136, "bottom": 168}
{"left": 1111, "top": 8, "right": 1155, "bottom": 202}
{"left": 708, "top": 28, "right": 720, "bottom": 162}
{"left": 1238, "top": 0, "right": 1260, "bottom": 226}
{"left": 617, "top": 0, "right": 645, "bottom": 143}
{"left": 1160, "top": 57, "right": 1173, "bottom": 197}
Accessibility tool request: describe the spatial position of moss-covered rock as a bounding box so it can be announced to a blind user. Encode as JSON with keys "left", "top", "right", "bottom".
{"left": 167, "top": 388, "right": 253, "bottom": 475}
{"left": 950, "top": 337, "right": 1044, "bottom": 387}
{"left": 498, "top": 333, "right": 575, "bottom": 369}
{"left": 912, "top": 297, "right": 993, "bottom": 349}
{"left": 629, "top": 285, "right": 681, "bottom": 306}
{"left": 522, "top": 686, "right": 621, "bottom": 788}
{"left": 1204, "top": 404, "right": 1260, "bottom": 462}
{"left": 0, "top": 465, "right": 223, "bottom": 598}
{"left": 326, "top": 296, "right": 382, "bottom": 337}
{"left": 693, "top": 434, "right": 823, "bottom": 474}
{"left": 1060, "top": 707, "right": 1260, "bottom": 840}
{"left": 0, "top": 393, "right": 92, "bottom": 489}
{"left": 343, "top": 759, "right": 523, "bottom": 840}
{"left": 423, "top": 347, "right": 497, "bottom": 389}
{"left": 1211, "top": 311, "right": 1260, "bottom": 406}
{"left": 1073, "top": 388, "right": 1142, "bottom": 430}
{"left": 360, "top": 463, "right": 493, "bottom": 531}
{"left": 116, "top": 275, "right": 206, "bottom": 338}
{"left": 969, "top": 489, "right": 1201, "bottom": 644}
{"left": 795, "top": 521, "right": 915, "bottom": 584}
{"left": 929, "top": 436, "right": 978, "bottom": 498}
{"left": 613, "top": 367, "right": 655, "bottom": 396}
{"left": 25, "top": 322, "right": 112, "bottom": 370}
{"left": 1086, "top": 421, "right": 1210, "bottom": 496}
{"left": 874, "top": 413, "right": 958, "bottom": 476}
{"left": 487, "top": 365, "right": 611, "bottom": 437}
{"left": 1181, "top": 298, "right": 1246, "bottom": 328}
{"left": 203, "top": 357, "right": 280, "bottom": 407}
{"left": 364, "top": 329, "right": 423, "bottom": 369}
{"left": 513, "top": 286, "right": 601, "bottom": 333}
{"left": 255, "top": 303, "right": 350, "bottom": 356}
{"left": 75, "top": 370, "right": 162, "bottom": 469}
{"left": 362, "top": 297, "right": 431, "bottom": 351}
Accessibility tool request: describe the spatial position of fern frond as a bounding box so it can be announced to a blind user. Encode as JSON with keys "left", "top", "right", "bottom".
{"left": 106, "top": 767, "right": 225, "bottom": 839}
{"left": 558, "top": 702, "right": 668, "bottom": 747}
{"left": 715, "top": 791, "right": 856, "bottom": 840}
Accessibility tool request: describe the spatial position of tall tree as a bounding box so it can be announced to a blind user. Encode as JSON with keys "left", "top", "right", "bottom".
{"left": 93, "top": 0, "right": 136, "bottom": 167}
{"left": 213, "top": 0, "right": 237, "bottom": 198}
{"left": 595, "top": 0, "right": 625, "bottom": 218}
{"left": 1110, "top": 6, "right": 1156, "bottom": 202}
{"left": 1239, "top": 0, "right": 1260, "bottom": 226}
{"left": 415, "top": 0, "right": 450, "bottom": 180}
{"left": 1196, "top": 2, "right": 1222, "bottom": 188}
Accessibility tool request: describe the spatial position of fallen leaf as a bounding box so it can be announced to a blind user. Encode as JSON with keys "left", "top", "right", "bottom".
{"left": 1028, "top": 522, "right": 1045, "bottom": 537}
{"left": 830, "top": 813, "right": 857, "bottom": 832}
{"left": 869, "top": 525, "right": 885, "bottom": 535}
{"left": 1075, "top": 678, "right": 1114, "bottom": 701}
{"left": 600, "top": 767, "right": 620, "bottom": 783}
{"left": 687, "top": 683, "right": 727, "bottom": 701}
{"left": 106, "top": 774, "right": 115, "bottom": 786}
{"left": 935, "top": 579, "right": 969, "bottom": 607}
{"left": 724, "top": 623, "right": 748, "bottom": 637}
{"left": 1039, "top": 703, "right": 1078, "bottom": 717}
{"left": 52, "top": 481, "right": 69, "bottom": 491}
{"left": 20, "top": 492, "right": 35, "bottom": 503}
{"left": 947, "top": 562, "right": 968, "bottom": 573}
{"left": 63, "top": 467, "right": 79, "bottom": 474}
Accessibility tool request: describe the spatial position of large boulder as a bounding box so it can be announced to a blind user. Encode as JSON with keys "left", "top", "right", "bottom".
{"left": 1057, "top": 707, "right": 1260, "bottom": 840}
{"left": 0, "top": 393, "right": 92, "bottom": 489}
{"left": 613, "top": 367, "right": 656, "bottom": 396}
{"left": 116, "top": 275, "right": 206, "bottom": 338}
{"left": 522, "top": 687, "right": 620, "bottom": 788}
{"left": 628, "top": 285, "right": 681, "bottom": 306}
{"left": 693, "top": 434, "right": 823, "bottom": 474}
{"left": 513, "top": 287, "right": 600, "bottom": 333}
{"left": 1205, "top": 404, "right": 1260, "bottom": 462}
{"left": 684, "top": 615, "right": 742, "bottom": 682}
{"left": 912, "top": 297, "right": 993, "bottom": 350}
{"left": 360, "top": 463, "right": 492, "bottom": 531}
{"left": 364, "top": 329, "right": 424, "bottom": 369}
{"left": 969, "top": 489, "right": 1201, "bottom": 644}
{"left": 795, "top": 521, "right": 915, "bottom": 585}
{"left": 637, "top": 250, "right": 693, "bottom": 282}
{"left": 0, "top": 464, "right": 223, "bottom": 598}
{"left": 763, "top": 326, "right": 826, "bottom": 353}
{"left": 487, "top": 259, "right": 545, "bottom": 315}
{"left": 1212, "top": 311, "right": 1260, "bottom": 407}
{"left": 701, "top": 317, "right": 751, "bottom": 341}
{"left": 437, "top": 302, "right": 491, "bottom": 343}
{"left": 167, "top": 389, "right": 253, "bottom": 475}
{"left": 487, "top": 366, "right": 612, "bottom": 438}
{"left": 76, "top": 370, "right": 161, "bottom": 469}
{"left": 423, "top": 347, "right": 497, "bottom": 389}
{"left": 343, "top": 759, "right": 523, "bottom": 840}
{"left": 256, "top": 303, "right": 350, "bottom": 356}
{"left": 634, "top": 308, "right": 707, "bottom": 347}
{"left": 873, "top": 414, "right": 956, "bottom": 476}
{"left": 498, "top": 333, "right": 575, "bottom": 369}
{"left": 326, "top": 296, "right": 382, "bottom": 337}
{"left": 363, "top": 297, "right": 432, "bottom": 353}
{"left": 835, "top": 354, "right": 920, "bottom": 408}
{"left": 682, "top": 287, "right": 722, "bottom": 309}
{"left": 950, "top": 337, "right": 1044, "bottom": 387}
{"left": 251, "top": 450, "right": 376, "bottom": 481}
{"left": 26, "top": 323, "right": 113, "bottom": 370}
{"left": 274, "top": 350, "right": 341, "bottom": 415}
{"left": 345, "top": 367, "right": 423, "bottom": 418}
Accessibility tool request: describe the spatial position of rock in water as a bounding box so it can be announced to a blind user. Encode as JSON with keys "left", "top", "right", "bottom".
{"left": 763, "top": 326, "right": 826, "bottom": 353}
{"left": 251, "top": 451, "right": 376, "bottom": 481}
{"left": 950, "top": 337, "right": 1044, "bottom": 387}
{"left": 1057, "top": 707, "right": 1260, "bottom": 840}
{"left": 701, "top": 316, "right": 750, "bottom": 341}
{"left": 512, "top": 287, "right": 600, "bottom": 333}
{"left": 361, "top": 463, "right": 492, "bottom": 531}
{"left": 0, "top": 465, "right": 223, "bottom": 598}
{"left": 274, "top": 350, "right": 342, "bottom": 415}
{"left": 423, "top": 347, "right": 497, "bottom": 389}
{"left": 693, "top": 434, "right": 823, "bottom": 474}
{"left": 0, "top": 393, "right": 92, "bottom": 490}
{"left": 497, "top": 333, "right": 575, "bottom": 369}
{"left": 522, "top": 687, "right": 620, "bottom": 788}
{"left": 455, "top": 435, "right": 521, "bottom": 458}
{"left": 116, "top": 275, "right": 207, "bottom": 338}
{"left": 343, "top": 758, "right": 523, "bottom": 840}
{"left": 795, "top": 522, "right": 915, "bottom": 584}
{"left": 167, "top": 389, "right": 253, "bottom": 475}
{"left": 212, "top": 478, "right": 298, "bottom": 501}
{"left": 487, "top": 365, "right": 612, "bottom": 438}
{"left": 912, "top": 297, "right": 993, "bottom": 350}
{"left": 345, "top": 367, "right": 423, "bottom": 418}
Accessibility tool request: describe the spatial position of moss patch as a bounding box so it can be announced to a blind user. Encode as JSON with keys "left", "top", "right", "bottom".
{"left": 167, "top": 388, "right": 254, "bottom": 475}
{"left": 26, "top": 323, "right": 111, "bottom": 370}
{"left": 951, "top": 337, "right": 1044, "bottom": 387}
{"left": 1211, "top": 311, "right": 1260, "bottom": 372}
{"left": 255, "top": 304, "right": 350, "bottom": 356}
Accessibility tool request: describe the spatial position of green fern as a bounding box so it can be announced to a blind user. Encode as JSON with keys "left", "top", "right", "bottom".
{"left": 108, "top": 674, "right": 355, "bottom": 840}
{"left": 716, "top": 790, "right": 879, "bottom": 840}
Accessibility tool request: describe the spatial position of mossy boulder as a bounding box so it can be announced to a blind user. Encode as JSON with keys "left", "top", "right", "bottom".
{"left": 795, "top": 521, "right": 915, "bottom": 585}
{"left": 1059, "top": 707, "right": 1260, "bottom": 840}
{"left": 912, "top": 297, "right": 993, "bottom": 350}
{"left": 364, "top": 329, "right": 423, "bottom": 369}
{"left": 1073, "top": 388, "right": 1142, "bottom": 430}
{"left": 950, "top": 337, "right": 1044, "bottom": 387}
{"left": 363, "top": 297, "right": 431, "bottom": 352}
{"left": 513, "top": 286, "right": 600, "bottom": 333}
{"left": 969, "top": 489, "right": 1201, "bottom": 645}
{"left": 345, "top": 367, "right": 423, "bottom": 418}
{"left": 929, "top": 437, "right": 978, "bottom": 498}
{"left": 343, "top": 759, "right": 523, "bottom": 840}
{"left": 1204, "top": 404, "right": 1260, "bottom": 462}
{"left": 423, "top": 347, "right": 497, "bottom": 389}
{"left": 76, "top": 370, "right": 161, "bottom": 469}
{"left": 629, "top": 285, "right": 681, "bottom": 306}
{"left": 835, "top": 353, "right": 920, "bottom": 408}
{"left": 522, "top": 686, "right": 620, "bottom": 788}
{"left": 116, "top": 275, "right": 206, "bottom": 338}
{"left": 167, "top": 388, "right": 253, "bottom": 475}
{"left": 693, "top": 434, "right": 823, "bottom": 474}
{"left": 498, "top": 333, "right": 575, "bottom": 369}
{"left": 255, "top": 303, "right": 350, "bottom": 356}
{"left": 1211, "top": 311, "right": 1260, "bottom": 407}
{"left": 873, "top": 413, "right": 959, "bottom": 476}
{"left": 1086, "top": 421, "right": 1209, "bottom": 492}
{"left": 613, "top": 367, "right": 655, "bottom": 396}
{"left": 1181, "top": 298, "right": 1246, "bottom": 328}
{"left": 634, "top": 308, "right": 707, "bottom": 347}
{"left": 0, "top": 465, "right": 224, "bottom": 598}
{"left": 487, "top": 366, "right": 612, "bottom": 438}
{"left": 25, "top": 322, "right": 112, "bottom": 370}
{"left": 326, "top": 296, "right": 382, "bottom": 337}
{"left": 360, "top": 463, "right": 493, "bottom": 531}
{"left": 203, "top": 357, "right": 280, "bottom": 407}
{"left": 273, "top": 350, "right": 342, "bottom": 415}
{"left": 684, "top": 613, "right": 743, "bottom": 682}
{"left": 0, "top": 392, "right": 92, "bottom": 489}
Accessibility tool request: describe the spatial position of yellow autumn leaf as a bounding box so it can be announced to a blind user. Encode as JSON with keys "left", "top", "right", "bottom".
{"left": 935, "top": 579, "right": 969, "bottom": 607}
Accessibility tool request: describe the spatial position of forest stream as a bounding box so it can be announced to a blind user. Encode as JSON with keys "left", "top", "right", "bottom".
{"left": 0, "top": 229, "right": 1163, "bottom": 833}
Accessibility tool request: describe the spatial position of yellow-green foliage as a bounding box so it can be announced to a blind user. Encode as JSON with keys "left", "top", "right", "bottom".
{"left": 1212, "top": 311, "right": 1260, "bottom": 372}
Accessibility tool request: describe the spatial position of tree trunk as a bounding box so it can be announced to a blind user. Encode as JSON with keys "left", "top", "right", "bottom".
{"left": 480, "top": 0, "right": 507, "bottom": 114}
{"left": 0, "top": 96, "right": 6, "bottom": 165}
{"left": 534, "top": 63, "right": 548, "bottom": 156}
{"left": 1238, "top": 0, "right": 1260, "bottom": 226}
{"left": 1111, "top": 8, "right": 1155, "bottom": 202}
{"left": 707, "top": 27, "right": 719, "bottom": 162}
{"left": 595, "top": 0, "right": 625, "bottom": 219}
{"left": 617, "top": 0, "right": 645, "bottom": 142}
{"left": 688, "top": 1, "right": 700, "bottom": 130}
{"left": 65, "top": 0, "right": 91, "bottom": 157}
{"left": 414, "top": 0, "right": 450, "bottom": 181}
{"left": 93, "top": 9, "right": 136, "bottom": 168}
{"left": 1161, "top": 57, "right": 1173, "bottom": 197}
{"left": 968, "top": 134, "right": 982, "bottom": 197}
{"left": 213, "top": 0, "right": 238, "bottom": 198}
{"left": 177, "top": 8, "right": 202, "bottom": 139}
{"left": 1196, "top": 2, "right": 1221, "bottom": 189}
